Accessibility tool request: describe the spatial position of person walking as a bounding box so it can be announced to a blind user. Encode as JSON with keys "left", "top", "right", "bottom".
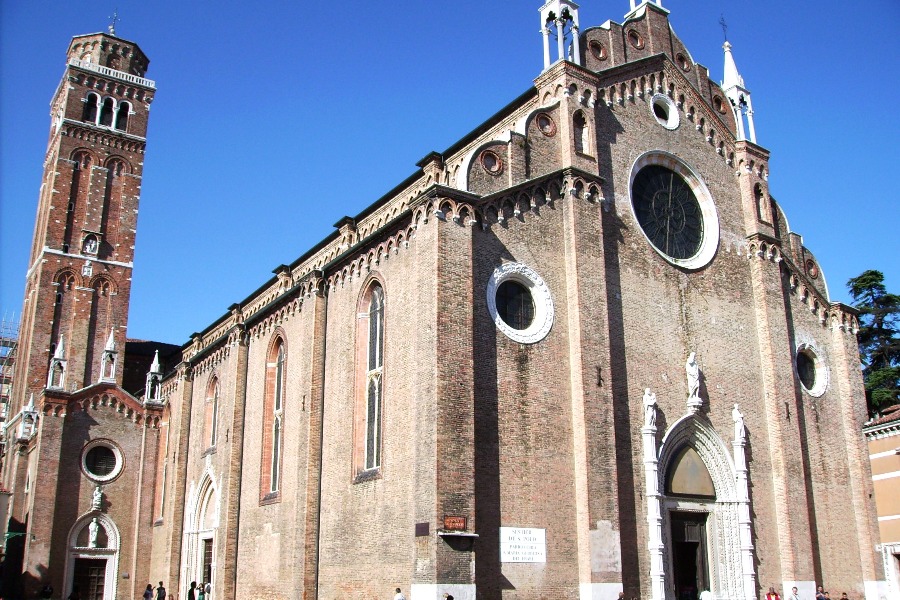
{"left": 197, "top": 583, "right": 206, "bottom": 600}
{"left": 788, "top": 587, "right": 801, "bottom": 600}
{"left": 187, "top": 582, "right": 197, "bottom": 600}
{"left": 767, "top": 587, "right": 782, "bottom": 600}
{"left": 394, "top": 588, "right": 406, "bottom": 600}
{"left": 142, "top": 584, "right": 153, "bottom": 600}
{"left": 156, "top": 581, "right": 167, "bottom": 600}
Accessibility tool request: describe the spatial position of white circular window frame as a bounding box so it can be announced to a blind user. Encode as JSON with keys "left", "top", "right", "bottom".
{"left": 650, "top": 93, "right": 679, "bottom": 130}
{"left": 796, "top": 342, "right": 829, "bottom": 397}
{"left": 486, "top": 262, "right": 554, "bottom": 344}
{"left": 81, "top": 439, "right": 124, "bottom": 483}
{"left": 628, "top": 151, "right": 720, "bottom": 271}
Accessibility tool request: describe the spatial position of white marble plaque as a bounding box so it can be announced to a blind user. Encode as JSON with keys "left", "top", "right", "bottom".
{"left": 499, "top": 527, "right": 546, "bottom": 563}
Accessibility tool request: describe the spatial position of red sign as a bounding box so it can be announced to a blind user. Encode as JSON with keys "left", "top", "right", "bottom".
{"left": 443, "top": 516, "right": 467, "bottom": 531}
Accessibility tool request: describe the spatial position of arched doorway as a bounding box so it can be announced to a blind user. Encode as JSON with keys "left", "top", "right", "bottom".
{"left": 181, "top": 474, "right": 218, "bottom": 598}
{"left": 643, "top": 412, "right": 756, "bottom": 600}
{"left": 64, "top": 514, "right": 120, "bottom": 600}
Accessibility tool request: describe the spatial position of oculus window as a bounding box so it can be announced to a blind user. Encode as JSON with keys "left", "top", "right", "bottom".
{"left": 629, "top": 152, "right": 719, "bottom": 270}
{"left": 487, "top": 263, "right": 554, "bottom": 344}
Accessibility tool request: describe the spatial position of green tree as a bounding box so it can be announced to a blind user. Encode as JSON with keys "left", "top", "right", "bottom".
{"left": 847, "top": 270, "right": 900, "bottom": 415}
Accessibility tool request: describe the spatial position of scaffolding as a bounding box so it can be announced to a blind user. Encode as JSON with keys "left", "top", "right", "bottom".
{"left": 0, "top": 312, "right": 19, "bottom": 423}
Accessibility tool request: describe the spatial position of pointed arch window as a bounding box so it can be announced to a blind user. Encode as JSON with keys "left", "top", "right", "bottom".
{"left": 205, "top": 377, "right": 219, "bottom": 449}
{"left": 573, "top": 110, "right": 589, "bottom": 155}
{"left": 355, "top": 282, "right": 384, "bottom": 477}
{"left": 261, "top": 336, "right": 286, "bottom": 501}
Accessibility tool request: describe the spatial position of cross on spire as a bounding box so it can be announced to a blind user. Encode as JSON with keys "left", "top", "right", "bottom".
{"left": 719, "top": 14, "right": 728, "bottom": 42}
{"left": 108, "top": 8, "right": 120, "bottom": 36}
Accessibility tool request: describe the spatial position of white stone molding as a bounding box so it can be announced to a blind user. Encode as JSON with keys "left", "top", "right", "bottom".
{"left": 486, "top": 262, "right": 555, "bottom": 344}
{"left": 642, "top": 408, "right": 757, "bottom": 600}
{"left": 181, "top": 471, "right": 220, "bottom": 598}
{"left": 641, "top": 396, "right": 665, "bottom": 600}
{"left": 628, "top": 151, "right": 720, "bottom": 271}
{"left": 64, "top": 512, "right": 120, "bottom": 600}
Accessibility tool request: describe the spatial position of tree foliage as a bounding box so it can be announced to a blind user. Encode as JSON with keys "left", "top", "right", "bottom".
{"left": 847, "top": 270, "right": 900, "bottom": 415}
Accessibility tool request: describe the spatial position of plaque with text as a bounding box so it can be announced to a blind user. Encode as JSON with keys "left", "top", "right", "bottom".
{"left": 499, "top": 527, "right": 546, "bottom": 563}
{"left": 443, "top": 515, "right": 467, "bottom": 531}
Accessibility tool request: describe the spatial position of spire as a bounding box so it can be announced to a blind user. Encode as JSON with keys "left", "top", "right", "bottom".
{"left": 53, "top": 336, "right": 65, "bottom": 360}
{"left": 104, "top": 329, "right": 116, "bottom": 352}
{"left": 722, "top": 41, "right": 744, "bottom": 90}
{"left": 144, "top": 350, "right": 163, "bottom": 405}
{"left": 720, "top": 39, "right": 757, "bottom": 144}
{"left": 150, "top": 350, "right": 161, "bottom": 375}
{"left": 99, "top": 329, "right": 118, "bottom": 383}
{"left": 48, "top": 336, "right": 67, "bottom": 389}
{"left": 108, "top": 9, "right": 120, "bottom": 36}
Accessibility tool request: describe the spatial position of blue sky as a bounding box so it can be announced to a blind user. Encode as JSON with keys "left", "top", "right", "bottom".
{"left": 1, "top": 0, "right": 898, "bottom": 345}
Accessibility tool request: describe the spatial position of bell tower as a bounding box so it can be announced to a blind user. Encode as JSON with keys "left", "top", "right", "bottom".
{"left": 9, "top": 30, "right": 155, "bottom": 414}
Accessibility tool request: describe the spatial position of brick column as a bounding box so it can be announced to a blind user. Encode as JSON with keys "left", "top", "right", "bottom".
{"left": 221, "top": 326, "right": 249, "bottom": 599}
{"left": 746, "top": 242, "right": 815, "bottom": 585}
{"left": 302, "top": 279, "right": 328, "bottom": 600}
{"left": 166, "top": 364, "right": 194, "bottom": 592}
{"left": 829, "top": 306, "right": 883, "bottom": 585}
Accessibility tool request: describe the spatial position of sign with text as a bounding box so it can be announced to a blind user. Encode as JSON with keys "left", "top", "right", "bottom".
{"left": 443, "top": 515, "right": 467, "bottom": 531}
{"left": 499, "top": 527, "right": 546, "bottom": 563}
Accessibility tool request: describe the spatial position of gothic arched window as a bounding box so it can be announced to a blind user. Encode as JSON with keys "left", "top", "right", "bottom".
{"left": 355, "top": 282, "right": 384, "bottom": 475}
{"left": 573, "top": 110, "right": 589, "bottom": 154}
{"left": 261, "top": 336, "right": 286, "bottom": 500}
{"left": 205, "top": 377, "right": 219, "bottom": 448}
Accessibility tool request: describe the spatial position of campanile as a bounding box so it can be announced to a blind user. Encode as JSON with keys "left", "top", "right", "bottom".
{"left": 11, "top": 30, "right": 155, "bottom": 411}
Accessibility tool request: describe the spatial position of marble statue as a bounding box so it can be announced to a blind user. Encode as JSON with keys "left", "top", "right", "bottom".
{"left": 88, "top": 518, "right": 99, "bottom": 548}
{"left": 92, "top": 485, "right": 102, "bottom": 511}
{"left": 732, "top": 403, "right": 745, "bottom": 443}
{"left": 686, "top": 352, "right": 700, "bottom": 399}
{"left": 643, "top": 388, "right": 657, "bottom": 427}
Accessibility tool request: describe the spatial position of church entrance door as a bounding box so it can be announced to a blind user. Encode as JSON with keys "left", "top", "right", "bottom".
{"left": 202, "top": 538, "right": 213, "bottom": 586}
{"left": 670, "top": 512, "right": 709, "bottom": 600}
{"left": 72, "top": 558, "right": 106, "bottom": 600}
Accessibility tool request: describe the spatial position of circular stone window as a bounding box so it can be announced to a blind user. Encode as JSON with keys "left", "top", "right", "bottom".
{"left": 628, "top": 30, "right": 644, "bottom": 49}
{"left": 486, "top": 263, "right": 554, "bottom": 344}
{"left": 480, "top": 150, "right": 503, "bottom": 175}
{"left": 535, "top": 113, "right": 557, "bottom": 137}
{"left": 650, "top": 94, "right": 679, "bottom": 130}
{"left": 796, "top": 344, "right": 828, "bottom": 397}
{"left": 806, "top": 260, "right": 819, "bottom": 279}
{"left": 713, "top": 95, "right": 728, "bottom": 114}
{"left": 589, "top": 40, "right": 608, "bottom": 61}
{"left": 629, "top": 152, "right": 720, "bottom": 270}
{"left": 82, "top": 440, "right": 124, "bottom": 482}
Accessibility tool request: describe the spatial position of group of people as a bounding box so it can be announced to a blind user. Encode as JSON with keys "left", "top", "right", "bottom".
{"left": 141, "top": 581, "right": 210, "bottom": 600}
{"left": 767, "top": 585, "right": 852, "bottom": 600}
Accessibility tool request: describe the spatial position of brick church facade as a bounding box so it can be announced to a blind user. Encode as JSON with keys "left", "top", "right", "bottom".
{"left": 0, "top": 2, "right": 889, "bottom": 599}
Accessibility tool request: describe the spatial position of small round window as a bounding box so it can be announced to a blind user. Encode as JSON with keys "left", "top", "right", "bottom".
{"left": 487, "top": 263, "right": 554, "bottom": 344}
{"left": 650, "top": 94, "right": 679, "bottom": 130}
{"left": 82, "top": 440, "right": 123, "bottom": 482}
{"left": 628, "top": 30, "right": 644, "bottom": 49}
{"left": 480, "top": 150, "right": 503, "bottom": 175}
{"left": 796, "top": 344, "right": 828, "bottom": 397}
{"left": 589, "top": 40, "right": 608, "bottom": 61}
{"left": 535, "top": 113, "right": 557, "bottom": 137}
